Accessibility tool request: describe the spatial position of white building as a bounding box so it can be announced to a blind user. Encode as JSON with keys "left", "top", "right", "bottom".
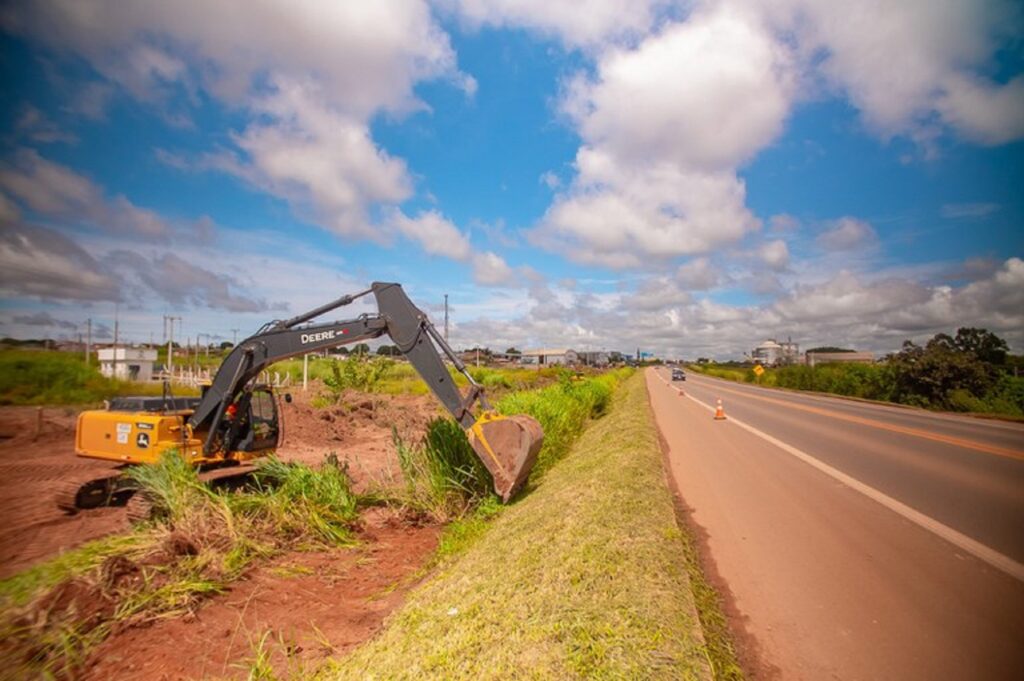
{"left": 752, "top": 339, "right": 800, "bottom": 366}
{"left": 97, "top": 347, "right": 158, "bottom": 381}
{"left": 521, "top": 348, "right": 579, "bottom": 366}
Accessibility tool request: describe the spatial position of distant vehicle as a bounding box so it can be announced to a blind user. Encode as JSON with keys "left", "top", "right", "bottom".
{"left": 671, "top": 368, "right": 686, "bottom": 381}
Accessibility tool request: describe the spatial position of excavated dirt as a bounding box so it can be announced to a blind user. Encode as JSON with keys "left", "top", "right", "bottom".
{"left": 1, "top": 386, "right": 446, "bottom": 678}
{"left": 0, "top": 387, "right": 441, "bottom": 578}
{"left": 82, "top": 509, "right": 439, "bottom": 680}
{"left": 0, "top": 406, "right": 130, "bottom": 578}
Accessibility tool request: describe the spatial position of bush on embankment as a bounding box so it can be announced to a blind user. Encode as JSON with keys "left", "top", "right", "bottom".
{"left": 319, "top": 371, "right": 719, "bottom": 680}
{"left": 392, "top": 368, "right": 633, "bottom": 522}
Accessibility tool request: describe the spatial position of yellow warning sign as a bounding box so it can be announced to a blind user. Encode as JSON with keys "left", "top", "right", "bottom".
{"left": 753, "top": 364, "right": 765, "bottom": 377}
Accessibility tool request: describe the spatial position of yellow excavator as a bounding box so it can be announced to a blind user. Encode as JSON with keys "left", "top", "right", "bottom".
{"left": 57, "top": 282, "right": 543, "bottom": 517}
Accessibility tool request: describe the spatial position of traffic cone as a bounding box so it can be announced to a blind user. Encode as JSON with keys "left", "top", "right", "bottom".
{"left": 713, "top": 399, "right": 727, "bottom": 420}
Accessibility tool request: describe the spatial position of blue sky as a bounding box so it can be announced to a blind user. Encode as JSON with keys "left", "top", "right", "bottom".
{"left": 1, "top": 1, "right": 1022, "bottom": 359}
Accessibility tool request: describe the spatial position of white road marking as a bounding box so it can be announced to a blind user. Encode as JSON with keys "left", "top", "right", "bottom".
{"left": 653, "top": 370, "right": 1024, "bottom": 582}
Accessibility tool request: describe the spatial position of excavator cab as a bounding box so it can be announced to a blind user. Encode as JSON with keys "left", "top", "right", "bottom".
{"left": 213, "top": 385, "right": 280, "bottom": 455}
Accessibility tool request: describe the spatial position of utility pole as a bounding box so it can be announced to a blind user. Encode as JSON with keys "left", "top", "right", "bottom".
{"left": 231, "top": 328, "right": 239, "bottom": 346}
{"left": 113, "top": 303, "right": 120, "bottom": 379}
{"left": 165, "top": 315, "right": 182, "bottom": 377}
{"left": 444, "top": 294, "right": 449, "bottom": 343}
{"left": 85, "top": 318, "right": 92, "bottom": 366}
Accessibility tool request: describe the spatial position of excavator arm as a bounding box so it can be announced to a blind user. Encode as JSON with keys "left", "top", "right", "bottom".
{"left": 189, "top": 282, "right": 542, "bottom": 501}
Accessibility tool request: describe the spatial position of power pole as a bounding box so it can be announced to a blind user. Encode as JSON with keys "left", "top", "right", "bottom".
{"left": 231, "top": 328, "right": 239, "bottom": 346}
{"left": 165, "top": 316, "right": 181, "bottom": 377}
{"left": 85, "top": 318, "right": 92, "bottom": 366}
{"left": 113, "top": 303, "right": 120, "bottom": 379}
{"left": 444, "top": 294, "right": 449, "bottom": 343}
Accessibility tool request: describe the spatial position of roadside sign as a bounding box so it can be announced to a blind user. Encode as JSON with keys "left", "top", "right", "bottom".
{"left": 753, "top": 364, "right": 765, "bottom": 377}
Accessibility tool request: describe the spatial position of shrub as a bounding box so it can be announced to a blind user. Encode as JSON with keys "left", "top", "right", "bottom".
{"left": 394, "top": 418, "right": 493, "bottom": 522}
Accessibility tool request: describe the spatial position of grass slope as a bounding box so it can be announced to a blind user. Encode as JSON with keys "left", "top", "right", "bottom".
{"left": 322, "top": 373, "right": 712, "bottom": 680}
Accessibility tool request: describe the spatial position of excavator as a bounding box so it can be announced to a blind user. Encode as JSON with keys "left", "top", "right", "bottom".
{"left": 56, "top": 282, "right": 543, "bottom": 518}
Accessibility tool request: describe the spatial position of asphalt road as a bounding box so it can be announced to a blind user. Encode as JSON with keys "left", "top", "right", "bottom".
{"left": 646, "top": 368, "right": 1024, "bottom": 680}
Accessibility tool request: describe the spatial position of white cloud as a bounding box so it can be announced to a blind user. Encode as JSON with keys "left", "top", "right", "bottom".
{"left": 757, "top": 0, "right": 1024, "bottom": 145}
{"left": 472, "top": 251, "right": 516, "bottom": 286}
{"left": 675, "top": 257, "right": 721, "bottom": 291}
{"left": 759, "top": 239, "right": 790, "bottom": 270}
{"left": 539, "top": 171, "right": 561, "bottom": 189}
{"left": 567, "top": 6, "right": 794, "bottom": 171}
{"left": 816, "top": 217, "right": 877, "bottom": 252}
{"left": 534, "top": 4, "right": 792, "bottom": 267}
{"left": 389, "top": 208, "right": 472, "bottom": 260}
{"left": 3, "top": 1, "right": 471, "bottom": 253}
{"left": 217, "top": 78, "right": 412, "bottom": 240}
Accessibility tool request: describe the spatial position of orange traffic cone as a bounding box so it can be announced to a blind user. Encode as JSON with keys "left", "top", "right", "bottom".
{"left": 713, "top": 399, "right": 727, "bottom": 420}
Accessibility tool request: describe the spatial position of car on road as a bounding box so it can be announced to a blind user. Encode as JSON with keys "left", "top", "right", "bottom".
{"left": 671, "top": 368, "right": 686, "bottom": 381}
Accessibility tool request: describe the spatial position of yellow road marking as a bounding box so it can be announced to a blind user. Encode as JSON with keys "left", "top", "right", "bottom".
{"left": 687, "top": 375, "right": 1024, "bottom": 461}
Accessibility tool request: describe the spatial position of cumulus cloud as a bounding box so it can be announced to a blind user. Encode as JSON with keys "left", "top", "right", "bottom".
{"left": 534, "top": 4, "right": 792, "bottom": 267}
{"left": 216, "top": 78, "right": 413, "bottom": 240}
{"left": 675, "top": 257, "right": 721, "bottom": 291}
{"left": 0, "top": 224, "right": 121, "bottom": 301}
{"left": 816, "top": 217, "right": 877, "bottom": 251}
{"left": 389, "top": 208, "right": 471, "bottom": 260}
{"left": 759, "top": 239, "right": 790, "bottom": 270}
{"left": 3, "top": 1, "right": 473, "bottom": 255}
{"left": 756, "top": 0, "right": 1024, "bottom": 145}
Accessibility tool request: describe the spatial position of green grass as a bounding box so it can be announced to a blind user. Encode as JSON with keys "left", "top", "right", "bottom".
{"left": 0, "top": 348, "right": 197, "bottom": 406}
{"left": 317, "top": 372, "right": 715, "bottom": 680}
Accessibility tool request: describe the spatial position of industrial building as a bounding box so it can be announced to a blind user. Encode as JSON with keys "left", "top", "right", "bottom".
{"left": 805, "top": 351, "right": 874, "bottom": 367}
{"left": 751, "top": 338, "right": 800, "bottom": 366}
{"left": 520, "top": 348, "right": 579, "bottom": 366}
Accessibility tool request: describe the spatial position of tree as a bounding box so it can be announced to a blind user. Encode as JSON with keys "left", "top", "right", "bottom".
{"left": 951, "top": 327, "right": 1008, "bottom": 365}
{"left": 352, "top": 343, "right": 370, "bottom": 356}
{"left": 504, "top": 347, "right": 521, "bottom": 356}
{"left": 377, "top": 344, "right": 399, "bottom": 356}
{"left": 219, "top": 341, "right": 234, "bottom": 350}
{"left": 807, "top": 346, "right": 854, "bottom": 354}
{"left": 888, "top": 337, "right": 996, "bottom": 407}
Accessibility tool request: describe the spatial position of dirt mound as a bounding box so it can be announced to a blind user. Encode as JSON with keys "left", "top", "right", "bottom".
{"left": 275, "top": 387, "right": 440, "bottom": 492}
{"left": 81, "top": 512, "right": 439, "bottom": 680}
{"left": 0, "top": 407, "right": 128, "bottom": 578}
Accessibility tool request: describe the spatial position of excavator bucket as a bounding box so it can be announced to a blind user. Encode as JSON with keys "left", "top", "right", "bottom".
{"left": 467, "top": 412, "right": 544, "bottom": 502}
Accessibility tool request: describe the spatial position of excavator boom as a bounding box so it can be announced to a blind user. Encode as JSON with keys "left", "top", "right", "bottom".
{"left": 189, "top": 282, "right": 542, "bottom": 501}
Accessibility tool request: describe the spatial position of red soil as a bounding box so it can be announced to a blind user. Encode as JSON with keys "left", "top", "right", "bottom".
{"left": 82, "top": 509, "right": 439, "bottom": 680}
{"left": 0, "top": 386, "right": 446, "bottom": 679}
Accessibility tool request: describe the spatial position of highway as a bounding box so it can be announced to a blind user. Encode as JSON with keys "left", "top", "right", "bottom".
{"left": 646, "top": 368, "right": 1024, "bottom": 680}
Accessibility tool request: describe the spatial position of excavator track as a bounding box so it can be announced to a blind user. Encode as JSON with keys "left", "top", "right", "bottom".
{"left": 54, "top": 469, "right": 132, "bottom": 514}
